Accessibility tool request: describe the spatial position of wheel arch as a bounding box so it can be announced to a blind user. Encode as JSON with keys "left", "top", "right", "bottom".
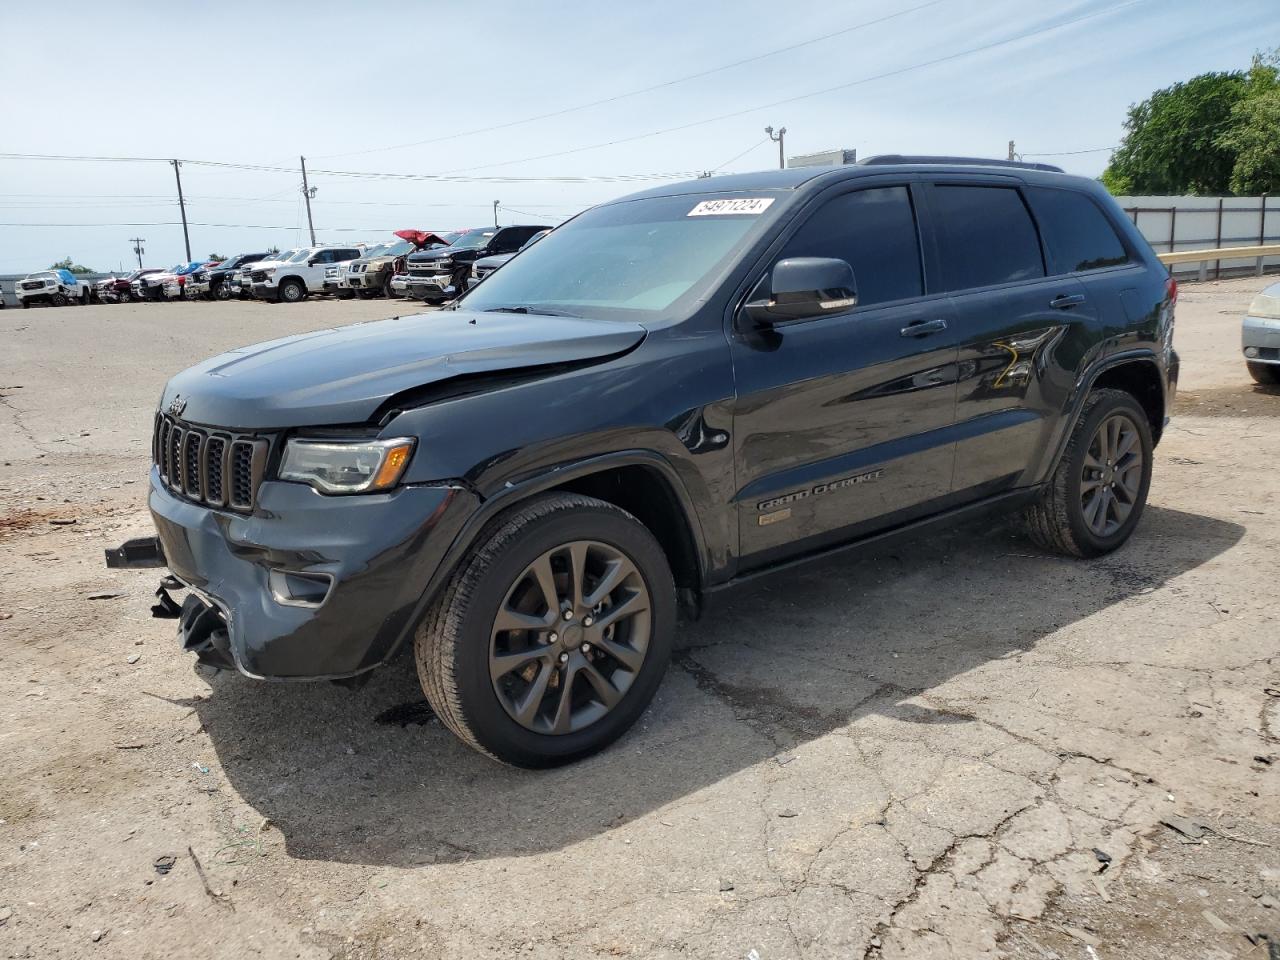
{"left": 424, "top": 452, "right": 709, "bottom": 625}
{"left": 1043, "top": 350, "right": 1165, "bottom": 483}
{"left": 1089, "top": 356, "right": 1165, "bottom": 446}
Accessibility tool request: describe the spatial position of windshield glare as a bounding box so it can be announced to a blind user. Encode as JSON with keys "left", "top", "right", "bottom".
{"left": 288, "top": 249, "right": 313, "bottom": 263}
{"left": 449, "top": 228, "right": 496, "bottom": 251}
{"left": 460, "top": 194, "right": 778, "bottom": 322}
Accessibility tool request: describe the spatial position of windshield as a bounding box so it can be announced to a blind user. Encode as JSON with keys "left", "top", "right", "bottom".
{"left": 449, "top": 228, "right": 497, "bottom": 251}
{"left": 287, "top": 249, "right": 313, "bottom": 263}
{"left": 459, "top": 193, "right": 781, "bottom": 322}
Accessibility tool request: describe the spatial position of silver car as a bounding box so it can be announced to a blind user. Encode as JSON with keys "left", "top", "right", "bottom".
{"left": 1244, "top": 281, "right": 1280, "bottom": 385}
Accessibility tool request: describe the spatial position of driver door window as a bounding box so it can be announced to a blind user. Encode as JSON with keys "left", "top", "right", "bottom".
{"left": 776, "top": 186, "right": 923, "bottom": 307}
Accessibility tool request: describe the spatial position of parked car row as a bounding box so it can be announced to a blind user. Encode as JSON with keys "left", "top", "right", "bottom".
{"left": 16, "top": 223, "right": 557, "bottom": 310}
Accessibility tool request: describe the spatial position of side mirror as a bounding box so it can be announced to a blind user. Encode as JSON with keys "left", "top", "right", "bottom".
{"left": 308, "top": 257, "right": 320, "bottom": 266}
{"left": 743, "top": 257, "right": 858, "bottom": 324}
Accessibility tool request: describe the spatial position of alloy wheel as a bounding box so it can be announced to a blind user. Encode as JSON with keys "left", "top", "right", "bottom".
{"left": 1080, "top": 413, "right": 1143, "bottom": 537}
{"left": 489, "top": 540, "right": 651, "bottom": 735}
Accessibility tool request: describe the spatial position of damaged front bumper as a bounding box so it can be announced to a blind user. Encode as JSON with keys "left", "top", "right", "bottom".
{"left": 107, "top": 469, "right": 477, "bottom": 680}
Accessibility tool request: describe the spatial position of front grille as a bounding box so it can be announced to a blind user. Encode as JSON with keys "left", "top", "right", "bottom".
{"left": 249, "top": 270, "right": 268, "bottom": 283}
{"left": 21, "top": 281, "right": 45, "bottom": 290}
{"left": 408, "top": 261, "right": 449, "bottom": 277}
{"left": 152, "top": 414, "right": 270, "bottom": 512}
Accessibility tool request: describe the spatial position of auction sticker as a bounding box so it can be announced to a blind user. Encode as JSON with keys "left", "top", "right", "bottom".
{"left": 687, "top": 198, "right": 775, "bottom": 216}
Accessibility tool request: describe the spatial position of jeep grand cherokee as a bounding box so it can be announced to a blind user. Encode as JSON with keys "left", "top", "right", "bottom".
{"left": 108, "top": 156, "right": 1178, "bottom": 767}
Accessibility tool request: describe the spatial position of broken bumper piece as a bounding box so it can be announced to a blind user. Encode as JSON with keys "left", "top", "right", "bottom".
{"left": 178, "top": 593, "right": 237, "bottom": 672}
{"left": 104, "top": 536, "right": 166, "bottom": 569}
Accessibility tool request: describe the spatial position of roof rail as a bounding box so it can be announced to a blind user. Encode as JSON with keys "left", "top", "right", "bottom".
{"left": 858, "top": 154, "right": 1065, "bottom": 174}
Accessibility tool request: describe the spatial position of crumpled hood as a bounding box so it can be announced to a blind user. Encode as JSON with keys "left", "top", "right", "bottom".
{"left": 162, "top": 309, "right": 646, "bottom": 429}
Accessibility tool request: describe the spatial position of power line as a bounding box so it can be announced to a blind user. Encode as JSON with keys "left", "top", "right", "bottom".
{"left": 313, "top": 0, "right": 949, "bottom": 160}
{"left": 711, "top": 138, "right": 771, "bottom": 172}
{"left": 425, "top": 0, "right": 1146, "bottom": 177}
{"left": 1021, "top": 146, "right": 1116, "bottom": 156}
{"left": 0, "top": 221, "right": 429, "bottom": 232}
{"left": 0, "top": 153, "right": 700, "bottom": 184}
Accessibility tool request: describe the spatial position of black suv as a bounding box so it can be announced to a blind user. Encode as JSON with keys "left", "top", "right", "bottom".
{"left": 405, "top": 224, "right": 551, "bottom": 303}
{"left": 191, "top": 253, "right": 274, "bottom": 301}
{"left": 108, "top": 157, "right": 1177, "bottom": 767}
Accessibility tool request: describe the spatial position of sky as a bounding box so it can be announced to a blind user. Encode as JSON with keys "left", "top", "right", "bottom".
{"left": 0, "top": 0, "right": 1271, "bottom": 275}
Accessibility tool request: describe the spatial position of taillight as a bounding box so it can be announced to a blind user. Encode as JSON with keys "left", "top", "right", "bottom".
{"left": 1166, "top": 276, "right": 1178, "bottom": 305}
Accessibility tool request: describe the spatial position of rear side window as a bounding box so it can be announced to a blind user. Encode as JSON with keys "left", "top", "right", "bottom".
{"left": 778, "top": 186, "right": 923, "bottom": 306}
{"left": 1026, "top": 187, "right": 1128, "bottom": 274}
{"left": 932, "top": 185, "right": 1044, "bottom": 290}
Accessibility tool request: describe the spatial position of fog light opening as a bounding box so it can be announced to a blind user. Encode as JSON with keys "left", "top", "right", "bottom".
{"left": 269, "top": 569, "right": 334, "bottom": 608}
{"left": 1244, "top": 346, "right": 1260, "bottom": 359}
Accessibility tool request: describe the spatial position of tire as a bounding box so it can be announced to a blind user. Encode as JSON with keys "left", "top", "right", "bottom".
{"left": 51, "top": 293, "right": 68, "bottom": 307}
{"left": 381, "top": 275, "right": 394, "bottom": 299}
{"left": 80, "top": 289, "right": 91, "bottom": 305}
{"left": 1022, "top": 388, "right": 1153, "bottom": 558}
{"left": 214, "top": 283, "right": 232, "bottom": 301}
{"left": 278, "top": 279, "right": 305, "bottom": 303}
{"left": 353, "top": 289, "right": 371, "bottom": 300}
{"left": 415, "top": 493, "right": 676, "bottom": 768}
{"left": 21, "top": 300, "right": 30, "bottom": 309}
{"left": 119, "top": 289, "right": 134, "bottom": 303}
{"left": 1247, "top": 361, "right": 1280, "bottom": 385}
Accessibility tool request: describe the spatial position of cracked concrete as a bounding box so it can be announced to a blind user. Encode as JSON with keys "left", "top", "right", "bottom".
{"left": 2, "top": 282, "right": 1279, "bottom": 959}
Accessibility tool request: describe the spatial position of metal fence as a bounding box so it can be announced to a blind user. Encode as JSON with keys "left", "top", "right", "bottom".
{"left": 1117, "top": 194, "right": 1277, "bottom": 280}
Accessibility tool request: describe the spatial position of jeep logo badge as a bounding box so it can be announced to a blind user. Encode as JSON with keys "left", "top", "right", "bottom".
{"left": 167, "top": 396, "right": 186, "bottom": 417}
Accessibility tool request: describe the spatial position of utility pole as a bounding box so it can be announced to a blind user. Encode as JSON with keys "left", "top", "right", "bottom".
{"left": 765, "top": 125, "right": 787, "bottom": 170}
{"left": 1007, "top": 140, "right": 1016, "bottom": 161}
{"left": 493, "top": 200, "right": 500, "bottom": 227}
{"left": 129, "top": 237, "right": 146, "bottom": 269}
{"left": 300, "top": 156, "right": 317, "bottom": 246}
{"left": 170, "top": 161, "right": 191, "bottom": 261}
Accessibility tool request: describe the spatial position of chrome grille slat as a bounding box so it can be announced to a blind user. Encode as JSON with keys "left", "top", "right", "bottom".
{"left": 151, "top": 413, "right": 269, "bottom": 513}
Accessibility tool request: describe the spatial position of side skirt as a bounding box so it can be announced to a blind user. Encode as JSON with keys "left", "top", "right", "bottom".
{"left": 703, "top": 485, "right": 1041, "bottom": 603}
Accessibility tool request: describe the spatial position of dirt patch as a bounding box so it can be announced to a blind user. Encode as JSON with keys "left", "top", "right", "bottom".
{"left": 0, "top": 505, "right": 85, "bottom": 539}
{"left": 1174, "top": 382, "right": 1280, "bottom": 417}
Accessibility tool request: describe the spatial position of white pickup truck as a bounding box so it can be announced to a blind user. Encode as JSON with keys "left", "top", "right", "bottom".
{"left": 15, "top": 269, "right": 92, "bottom": 307}
{"left": 248, "top": 244, "right": 364, "bottom": 302}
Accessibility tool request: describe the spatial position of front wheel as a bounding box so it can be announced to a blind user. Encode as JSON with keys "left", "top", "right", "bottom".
{"left": 214, "top": 283, "right": 232, "bottom": 301}
{"left": 51, "top": 293, "right": 68, "bottom": 307}
{"left": 1247, "top": 361, "right": 1280, "bottom": 386}
{"left": 1022, "top": 388, "right": 1153, "bottom": 558}
{"left": 278, "top": 279, "right": 305, "bottom": 303}
{"left": 415, "top": 493, "right": 676, "bottom": 768}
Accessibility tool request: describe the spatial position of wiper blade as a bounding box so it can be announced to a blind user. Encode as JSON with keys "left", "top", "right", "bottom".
{"left": 483, "top": 305, "right": 580, "bottom": 318}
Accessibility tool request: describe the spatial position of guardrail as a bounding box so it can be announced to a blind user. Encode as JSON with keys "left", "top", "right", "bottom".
{"left": 1156, "top": 243, "right": 1280, "bottom": 282}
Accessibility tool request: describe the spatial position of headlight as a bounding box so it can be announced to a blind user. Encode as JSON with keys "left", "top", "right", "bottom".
{"left": 260, "top": 267, "right": 276, "bottom": 276}
{"left": 1248, "top": 289, "right": 1280, "bottom": 320}
{"left": 279, "top": 438, "right": 415, "bottom": 494}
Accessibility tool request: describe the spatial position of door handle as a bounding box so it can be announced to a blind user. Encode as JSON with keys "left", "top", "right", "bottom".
{"left": 1050, "top": 293, "right": 1086, "bottom": 309}
{"left": 900, "top": 318, "right": 948, "bottom": 337}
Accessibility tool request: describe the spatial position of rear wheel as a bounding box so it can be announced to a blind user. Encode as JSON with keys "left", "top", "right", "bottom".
{"left": 1022, "top": 388, "right": 1153, "bottom": 558}
{"left": 1247, "top": 361, "right": 1280, "bottom": 385}
{"left": 278, "top": 279, "right": 305, "bottom": 303}
{"left": 415, "top": 493, "right": 675, "bottom": 767}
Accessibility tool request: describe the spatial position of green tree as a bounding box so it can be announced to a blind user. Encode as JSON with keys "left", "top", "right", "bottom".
{"left": 1103, "top": 48, "right": 1280, "bottom": 196}
{"left": 208, "top": 252, "right": 228, "bottom": 262}
{"left": 49, "top": 256, "right": 95, "bottom": 274}
{"left": 1103, "top": 71, "right": 1246, "bottom": 194}
{"left": 1216, "top": 50, "right": 1280, "bottom": 194}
